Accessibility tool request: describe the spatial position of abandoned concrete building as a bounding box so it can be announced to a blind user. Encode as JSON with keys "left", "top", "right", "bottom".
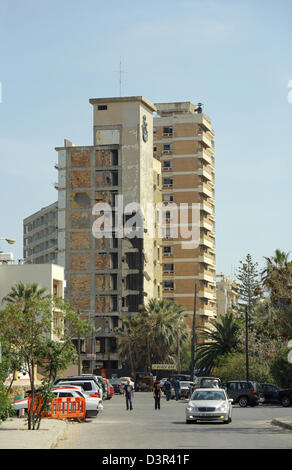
{"left": 23, "top": 96, "right": 216, "bottom": 375}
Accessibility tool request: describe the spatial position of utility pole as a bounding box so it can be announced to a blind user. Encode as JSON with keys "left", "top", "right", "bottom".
{"left": 245, "top": 304, "right": 249, "bottom": 381}
{"left": 191, "top": 283, "right": 197, "bottom": 381}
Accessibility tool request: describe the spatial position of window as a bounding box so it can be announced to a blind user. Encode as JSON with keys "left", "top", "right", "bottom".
{"left": 163, "top": 160, "right": 172, "bottom": 170}
{"left": 163, "top": 281, "right": 174, "bottom": 290}
{"left": 163, "top": 194, "right": 174, "bottom": 203}
{"left": 153, "top": 127, "right": 157, "bottom": 134}
{"left": 163, "top": 178, "right": 173, "bottom": 187}
{"left": 163, "top": 246, "right": 173, "bottom": 256}
{"left": 98, "top": 105, "right": 107, "bottom": 110}
{"left": 163, "top": 144, "right": 173, "bottom": 153}
{"left": 153, "top": 145, "right": 157, "bottom": 152}
{"left": 163, "top": 127, "right": 173, "bottom": 136}
{"left": 163, "top": 263, "right": 174, "bottom": 273}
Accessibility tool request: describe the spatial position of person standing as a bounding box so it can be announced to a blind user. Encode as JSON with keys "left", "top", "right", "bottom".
{"left": 173, "top": 378, "right": 180, "bottom": 401}
{"left": 153, "top": 380, "right": 162, "bottom": 410}
{"left": 164, "top": 378, "right": 171, "bottom": 401}
{"left": 123, "top": 379, "right": 134, "bottom": 410}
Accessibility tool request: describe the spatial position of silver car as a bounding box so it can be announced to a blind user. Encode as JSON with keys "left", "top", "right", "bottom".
{"left": 185, "top": 388, "right": 233, "bottom": 424}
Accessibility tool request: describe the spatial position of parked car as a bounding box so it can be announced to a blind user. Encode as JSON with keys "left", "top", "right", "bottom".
{"left": 276, "top": 388, "right": 292, "bottom": 407}
{"left": 179, "top": 381, "right": 194, "bottom": 399}
{"left": 185, "top": 388, "right": 233, "bottom": 424}
{"left": 225, "top": 380, "right": 263, "bottom": 407}
{"left": 12, "top": 385, "right": 103, "bottom": 418}
{"left": 109, "top": 378, "right": 122, "bottom": 394}
{"left": 261, "top": 383, "right": 282, "bottom": 404}
{"left": 170, "top": 374, "right": 191, "bottom": 383}
{"left": 54, "top": 378, "right": 101, "bottom": 399}
{"left": 103, "top": 378, "right": 114, "bottom": 399}
{"left": 119, "top": 377, "right": 134, "bottom": 387}
{"left": 193, "top": 377, "right": 222, "bottom": 389}
{"left": 55, "top": 375, "right": 103, "bottom": 399}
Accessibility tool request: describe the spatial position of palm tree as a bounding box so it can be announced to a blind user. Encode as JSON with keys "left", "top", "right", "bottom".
{"left": 194, "top": 314, "right": 240, "bottom": 374}
{"left": 2, "top": 281, "right": 48, "bottom": 310}
{"left": 262, "top": 250, "right": 292, "bottom": 338}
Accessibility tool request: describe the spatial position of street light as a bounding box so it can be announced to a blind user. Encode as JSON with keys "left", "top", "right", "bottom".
{"left": 0, "top": 237, "right": 16, "bottom": 245}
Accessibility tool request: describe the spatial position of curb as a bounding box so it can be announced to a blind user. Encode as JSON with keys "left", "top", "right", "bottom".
{"left": 271, "top": 419, "right": 292, "bottom": 431}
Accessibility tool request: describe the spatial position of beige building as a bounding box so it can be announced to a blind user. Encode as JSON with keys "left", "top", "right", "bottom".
{"left": 23, "top": 202, "right": 58, "bottom": 264}
{"left": 55, "top": 96, "right": 162, "bottom": 374}
{"left": 153, "top": 102, "right": 216, "bottom": 329}
{"left": 216, "top": 274, "right": 240, "bottom": 317}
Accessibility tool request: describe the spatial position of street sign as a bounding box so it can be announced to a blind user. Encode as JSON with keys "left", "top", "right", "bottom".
{"left": 152, "top": 364, "right": 176, "bottom": 370}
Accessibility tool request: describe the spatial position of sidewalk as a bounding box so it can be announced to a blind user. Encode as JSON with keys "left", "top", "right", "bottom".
{"left": 0, "top": 416, "right": 75, "bottom": 449}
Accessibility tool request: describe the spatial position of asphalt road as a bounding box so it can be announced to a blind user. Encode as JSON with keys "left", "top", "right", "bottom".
{"left": 58, "top": 392, "right": 292, "bottom": 450}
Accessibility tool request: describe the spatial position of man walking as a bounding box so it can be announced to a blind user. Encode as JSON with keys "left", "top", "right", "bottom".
{"left": 164, "top": 378, "right": 171, "bottom": 401}
{"left": 123, "top": 379, "right": 134, "bottom": 410}
{"left": 173, "top": 378, "right": 180, "bottom": 401}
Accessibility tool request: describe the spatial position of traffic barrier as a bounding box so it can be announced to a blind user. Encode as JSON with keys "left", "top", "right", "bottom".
{"left": 28, "top": 395, "right": 86, "bottom": 419}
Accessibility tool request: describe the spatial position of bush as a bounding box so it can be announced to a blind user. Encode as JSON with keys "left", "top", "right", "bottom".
{"left": 215, "top": 353, "right": 273, "bottom": 383}
{"left": 0, "top": 385, "right": 14, "bottom": 423}
{"left": 270, "top": 347, "right": 292, "bottom": 388}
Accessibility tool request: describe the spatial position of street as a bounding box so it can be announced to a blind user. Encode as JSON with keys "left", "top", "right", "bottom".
{"left": 57, "top": 392, "right": 292, "bottom": 450}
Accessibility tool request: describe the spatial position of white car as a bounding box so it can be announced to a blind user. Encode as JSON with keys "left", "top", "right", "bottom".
{"left": 12, "top": 386, "right": 103, "bottom": 418}
{"left": 119, "top": 377, "right": 134, "bottom": 387}
{"left": 185, "top": 388, "right": 233, "bottom": 424}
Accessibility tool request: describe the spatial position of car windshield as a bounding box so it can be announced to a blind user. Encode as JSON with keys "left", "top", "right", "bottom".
{"left": 200, "top": 379, "right": 218, "bottom": 387}
{"left": 191, "top": 390, "right": 225, "bottom": 401}
{"left": 180, "top": 382, "right": 190, "bottom": 387}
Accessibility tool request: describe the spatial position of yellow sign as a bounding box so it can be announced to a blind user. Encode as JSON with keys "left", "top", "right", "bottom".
{"left": 152, "top": 364, "right": 176, "bottom": 370}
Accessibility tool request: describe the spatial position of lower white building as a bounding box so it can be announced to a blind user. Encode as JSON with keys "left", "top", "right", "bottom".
{"left": 0, "top": 263, "right": 65, "bottom": 341}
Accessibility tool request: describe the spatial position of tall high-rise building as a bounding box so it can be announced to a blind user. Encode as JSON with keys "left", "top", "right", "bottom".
{"left": 153, "top": 102, "right": 216, "bottom": 328}
{"left": 55, "top": 96, "right": 162, "bottom": 374}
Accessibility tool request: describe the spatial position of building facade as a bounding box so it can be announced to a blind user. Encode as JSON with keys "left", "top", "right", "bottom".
{"left": 153, "top": 102, "right": 216, "bottom": 328}
{"left": 23, "top": 202, "right": 58, "bottom": 264}
{"left": 55, "top": 96, "right": 162, "bottom": 375}
{"left": 216, "top": 274, "right": 240, "bottom": 317}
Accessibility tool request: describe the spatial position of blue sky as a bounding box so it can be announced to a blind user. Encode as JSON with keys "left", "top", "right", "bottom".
{"left": 1, "top": 0, "right": 292, "bottom": 277}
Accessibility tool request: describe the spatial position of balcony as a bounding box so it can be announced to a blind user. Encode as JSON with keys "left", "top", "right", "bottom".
{"left": 198, "top": 254, "right": 215, "bottom": 267}
{"left": 198, "top": 289, "right": 215, "bottom": 301}
{"left": 198, "top": 184, "right": 214, "bottom": 199}
{"left": 198, "top": 168, "right": 213, "bottom": 182}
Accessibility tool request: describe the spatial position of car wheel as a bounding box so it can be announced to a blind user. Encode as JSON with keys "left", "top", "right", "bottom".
{"left": 238, "top": 396, "right": 248, "bottom": 407}
{"left": 281, "top": 396, "right": 291, "bottom": 407}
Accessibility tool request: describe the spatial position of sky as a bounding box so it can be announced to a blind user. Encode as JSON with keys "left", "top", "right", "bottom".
{"left": 0, "top": 0, "right": 292, "bottom": 278}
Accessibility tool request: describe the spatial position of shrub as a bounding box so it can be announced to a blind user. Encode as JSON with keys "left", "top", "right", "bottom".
{"left": 269, "top": 347, "right": 292, "bottom": 388}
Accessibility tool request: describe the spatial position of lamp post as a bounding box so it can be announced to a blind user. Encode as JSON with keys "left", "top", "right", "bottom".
{"left": 191, "top": 282, "right": 197, "bottom": 382}
{"left": 245, "top": 304, "right": 249, "bottom": 382}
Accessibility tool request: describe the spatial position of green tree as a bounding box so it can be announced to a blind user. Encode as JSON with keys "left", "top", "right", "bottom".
{"left": 194, "top": 314, "right": 240, "bottom": 374}
{"left": 236, "top": 254, "right": 262, "bottom": 317}
{"left": 116, "top": 299, "right": 189, "bottom": 373}
{"left": 0, "top": 283, "right": 91, "bottom": 430}
{"left": 269, "top": 347, "right": 292, "bottom": 388}
{"left": 262, "top": 250, "right": 292, "bottom": 339}
{"left": 215, "top": 353, "right": 272, "bottom": 383}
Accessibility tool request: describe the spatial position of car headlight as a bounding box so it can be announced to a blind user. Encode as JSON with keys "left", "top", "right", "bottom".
{"left": 186, "top": 405, "right": 197, "bottom": 412}
{"left": 217, "top": 404, "right": 228, "bottom": 412}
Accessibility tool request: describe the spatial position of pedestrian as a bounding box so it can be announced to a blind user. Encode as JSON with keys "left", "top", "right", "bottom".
{"left": 153, "top": 380, "right": 162, "bottom": 410}
{"left": 212, "top": 380, "right": 219, "bottom": 389}
{"left": 164, "top": 378, "right": 171, "bottom": 401}
{"left": 173, "top": 378, "right": 180, "bottom": 400}
{"left": 123, "top": 379, "right": 134, "bottom": 410}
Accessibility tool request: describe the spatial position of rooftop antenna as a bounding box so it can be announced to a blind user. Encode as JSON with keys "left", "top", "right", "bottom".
{"left": 117, "top": 57, "right": 125, "bottom": 97}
